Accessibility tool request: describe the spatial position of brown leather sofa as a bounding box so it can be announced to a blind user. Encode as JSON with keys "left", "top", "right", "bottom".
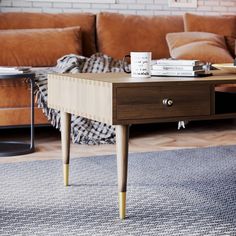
{"left": 0, "top": 12, "right": 97, "bottom": 127}
{"left": 0, "top": 12, "right": 234, "bottom": 127}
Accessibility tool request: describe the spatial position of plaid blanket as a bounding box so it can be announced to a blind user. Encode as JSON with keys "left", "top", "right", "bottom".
{"left": 34, "top": 53, "right": 128, "bottom": 145}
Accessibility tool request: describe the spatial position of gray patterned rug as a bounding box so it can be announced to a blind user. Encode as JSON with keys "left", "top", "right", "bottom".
{"left": 1, "top": 146, "right": 236, "bottom": 236}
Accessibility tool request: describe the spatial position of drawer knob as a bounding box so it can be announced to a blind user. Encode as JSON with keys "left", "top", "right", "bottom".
{"left": 163, "top": 98, "right": 173, "bottom": 107}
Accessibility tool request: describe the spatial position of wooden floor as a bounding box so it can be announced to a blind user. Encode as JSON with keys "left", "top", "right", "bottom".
{"left": 1, "top": 119, "right": 236, "bottom": 164}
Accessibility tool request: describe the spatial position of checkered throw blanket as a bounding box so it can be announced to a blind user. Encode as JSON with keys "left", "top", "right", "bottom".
{"left": 34, "top": 53, "right": 128, "bottom": 145}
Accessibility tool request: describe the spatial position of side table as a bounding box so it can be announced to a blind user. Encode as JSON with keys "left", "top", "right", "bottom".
{"left": 0, "top": 72, "right": 35, "bottom": 156}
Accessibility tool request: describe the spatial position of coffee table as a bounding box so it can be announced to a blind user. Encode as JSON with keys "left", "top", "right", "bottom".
{"left": 0, "top": 72, "right": 35, "bottom": 156}
{"left": 48, "top": 71, "right": 236, "bottom": 219}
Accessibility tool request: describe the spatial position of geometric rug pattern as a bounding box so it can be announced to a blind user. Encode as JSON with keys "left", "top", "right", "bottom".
{"left": 0, "top": 145, "right": 236, "bottom": 235}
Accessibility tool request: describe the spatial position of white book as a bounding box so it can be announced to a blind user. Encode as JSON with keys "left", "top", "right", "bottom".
{"left": 151, "top": 69, "right": 205, "bottom": 77}
{"left": 154, "top": 59, "right": 203, "bottom": 66}
{"left": 0, "top": 71, "right": 26, "bottom": 74}
{"left": 0, "top": 66, "right": 31, "bottom": 72}
{"left": 152, "top": 65, "right": 203, "bottom": 71}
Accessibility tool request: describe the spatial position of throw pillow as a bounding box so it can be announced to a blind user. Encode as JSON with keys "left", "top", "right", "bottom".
{"left": 0, "top": 12, "right": 96, "bottom": 57}
{"left": 184, "top": 13, "right": 236, "bottom": 37}
{"left": 166, "top": 32, "right": 233, "bottom": 64}
{"left": 0, "top": 26, "right": 82, "bottom": 67}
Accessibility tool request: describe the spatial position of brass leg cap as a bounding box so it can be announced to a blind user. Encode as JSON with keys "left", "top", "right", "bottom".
{"left": 64, "top": 164, "right": 69, "bottom": 186}
{"left": 119, "top": 192, "right": 126, "bottom": 220}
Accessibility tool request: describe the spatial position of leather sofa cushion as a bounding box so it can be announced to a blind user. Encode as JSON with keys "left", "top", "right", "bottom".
{"left": 184, "top": 13, "right": 236, "bottom": 56}
{"left": 0, "top": 27, "right": 82, "bottom": 66}
{"left": 166, "top": 32, "right": 233, "bottom": 64}
{"left": 224, "top": 36, "right": 235, "bottom": 57}
{"left": 0, "top": 80, "right": 30, "bottom": 108}
{"left": 184, "top": 13, "right": 236, "bottom": 37}
{"left": 97, "top": 12, "right": 184, "bottom": 60}
{"left": 0, "top": 12, "right": 96, "bottom": 57}
{"left": 0, "top": 108, "right": 48, "bottom": 127}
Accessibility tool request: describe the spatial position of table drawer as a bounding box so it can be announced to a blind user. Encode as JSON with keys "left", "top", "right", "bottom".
{"left": 116, "top": 85, "right": 211, "bottom": 121}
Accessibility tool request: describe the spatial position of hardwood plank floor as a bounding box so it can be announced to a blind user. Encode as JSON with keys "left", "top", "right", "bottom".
{"left": 1, "top": 119, "right": 236, "bottom": 164}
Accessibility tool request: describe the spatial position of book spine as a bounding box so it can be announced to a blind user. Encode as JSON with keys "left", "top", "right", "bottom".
{"left": 0, "top": 68, "right": 18, "bottom": 72}
{"left": 152, "top": 65, "right": 202, "bottom": 71}
{"left": 0, "top": 71, "right": 25, "bottom": 74}
{"left": 151, "top": 70, "right": 202, "bottom": 76}
{"left": 154, "top": 61, "right": 200, "bottom": 66}
{"left": 0, "top": 67, "right": 31, "bottom": 71}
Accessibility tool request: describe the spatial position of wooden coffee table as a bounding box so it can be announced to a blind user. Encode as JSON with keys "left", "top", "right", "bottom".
{"left": 48, "top": 71, "right": 236, "bottom": 219}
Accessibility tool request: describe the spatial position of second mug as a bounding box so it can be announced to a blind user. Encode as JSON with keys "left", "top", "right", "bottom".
{"left": 123, "top": 52, "right": 152, "bottom": 78}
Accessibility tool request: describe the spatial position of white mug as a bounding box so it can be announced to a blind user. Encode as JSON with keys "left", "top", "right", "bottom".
{"left": 123, "top": 52, "right": 152, "bottom": 78}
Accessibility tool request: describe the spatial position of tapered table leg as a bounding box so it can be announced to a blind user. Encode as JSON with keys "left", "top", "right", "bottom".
{"left": 61, "top": 112, "right": 71, "bottom": 186}
{"left": 116, "top": 125, "right": 129, "bottom": 220}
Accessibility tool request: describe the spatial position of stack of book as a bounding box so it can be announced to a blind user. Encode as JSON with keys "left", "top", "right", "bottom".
{"left": 151, "top": 59, "right": 205, "bottom": 77}
{"left": 0, "top": 66, "right": 32, "bottom": 75}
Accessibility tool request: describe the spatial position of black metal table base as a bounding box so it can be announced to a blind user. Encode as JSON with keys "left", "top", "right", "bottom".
{"left": 0, "top": 142, "right": 34, "bottom": 157}
{"left": 0, "top": 72, "right": 35, "bottom": 157}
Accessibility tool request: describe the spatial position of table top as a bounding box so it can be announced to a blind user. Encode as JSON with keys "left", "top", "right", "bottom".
{"left": 0, "top": 72, "right": 35, "bottom": 80}
{"left": 48, "top": 69, "right": 236, "bottom": 126}
{"left": 49, "top": 70, "right": 236, "bottom": 85}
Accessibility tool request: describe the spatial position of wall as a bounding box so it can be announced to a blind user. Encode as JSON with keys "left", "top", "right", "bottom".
{"left": 0, "top": 0, "right": 236, "bottom": 15}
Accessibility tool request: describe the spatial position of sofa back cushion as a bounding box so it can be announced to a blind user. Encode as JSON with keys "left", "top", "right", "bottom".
{"left": 0, "top": 12, "right": 96, "bottom": 57}
{"left": 96, "top": 12, "right": 184, "bottom": 60}
{"left": 184, "top": 13, "right": 236, "bottom": 37}
{"left": 166, "top": 32, "right": 233, "bottom": 64}
{"left": 184, "top": 13, "right": 236, "bottom": 56}
{"left": 0, "top": 27, "right": 82, "bottom": 66}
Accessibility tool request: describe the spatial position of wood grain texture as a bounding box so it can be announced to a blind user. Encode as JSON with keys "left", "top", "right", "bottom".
{"left": 116, "top": 85, "right": 210, "bottom": 120}
{"left": 48, "top": 71, "right": 236, "bottom": 84}
{"left": 116, "top": 125, "right": 129, "bottom": 192}
{"left": 61, "top": 112, "right": 71, "bottom": 186}
{"left": 48, "top": 71, "right": 236, "bottom": 126}
{"left": 48, "top": 74, "right": 113, "bottom": 125}
{"left": 61, "top": 112, "right": 71, "bottom": 165}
